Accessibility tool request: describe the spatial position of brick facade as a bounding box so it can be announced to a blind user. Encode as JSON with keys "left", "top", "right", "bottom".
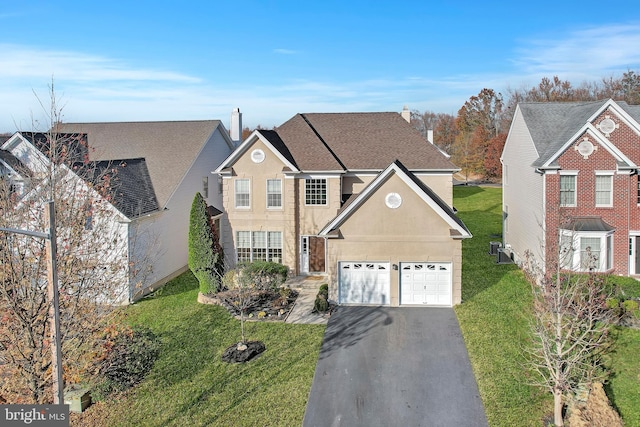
{"left": 544, "top": 107, "right": 640, "bottom": 275}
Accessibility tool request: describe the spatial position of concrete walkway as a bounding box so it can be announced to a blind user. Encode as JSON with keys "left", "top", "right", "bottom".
{"left": 284, "top": 275, "right": 330, "bottom": 325}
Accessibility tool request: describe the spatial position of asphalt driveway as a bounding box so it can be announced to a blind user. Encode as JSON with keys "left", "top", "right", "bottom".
{"left": 303, "top": 306, "right": 488, "bottom": 427}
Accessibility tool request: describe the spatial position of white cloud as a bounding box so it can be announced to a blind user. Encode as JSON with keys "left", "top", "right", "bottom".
{"left": 0, "top": 44, "right": 201, "bottom": 83}
{"left": 513, "top": 23, "right": 640, "bottom": 81}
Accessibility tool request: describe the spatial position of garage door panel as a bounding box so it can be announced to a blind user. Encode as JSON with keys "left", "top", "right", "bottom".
{"left": 339, "top": 262, "right": 390, "bottom": 305}
{"left": 400, "top": 262, "right": 452, "bottom": 306}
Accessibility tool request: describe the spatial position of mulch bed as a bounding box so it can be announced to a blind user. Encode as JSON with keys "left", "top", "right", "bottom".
{"left": 198, "top": 288, "right": 299, "bottom": 321}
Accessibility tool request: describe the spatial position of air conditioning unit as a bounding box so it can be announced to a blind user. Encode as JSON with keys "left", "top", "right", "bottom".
{"left": 496, "top": 248, "right": 514, "bottom": 264}
{"left": 488, "top": 241, "right": 501, "bottom": 255}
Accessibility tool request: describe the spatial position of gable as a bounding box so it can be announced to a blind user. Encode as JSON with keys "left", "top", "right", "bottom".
{"left": 334, "top": 173, "right": 459, "bottom": 238}
{"left": 229, "top": 136, "right": 292, "bottom": 176}
{"left": 216, "top": 130, "right": 298, "bottom": 174}
{"left": 319, "top": 161, "right": 470, "bottom": 239}
{"left": 218, "top": 112, "right": 459, "bottom": 174}
{"left": 58, "top": 120, "right": 233, "bottom": 208}
{"left": 523, "top": 100, "right": 640, "bottom": 170}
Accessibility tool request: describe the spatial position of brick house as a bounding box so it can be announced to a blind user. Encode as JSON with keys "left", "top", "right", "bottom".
{"left": 501, "top": 99, "right": 640, "bottom": 275}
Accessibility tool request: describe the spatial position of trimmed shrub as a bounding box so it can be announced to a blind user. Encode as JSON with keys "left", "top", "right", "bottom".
{"left": 239, "top": 261, "right": 288, "bottom": 291}
{"left": 319, "top": 283, "right": 329, "bottom": 297}
{"left": 313, "top": 284, "right": 330, "bottom": 313}
{"left": 188, "top": 192, "right": 224, "bottom": 294}
{"left": 313, "top": 293, "right": 329, "bottom": 313}
{"left": 91, "top": 325, "right": 161, "bottom": 400}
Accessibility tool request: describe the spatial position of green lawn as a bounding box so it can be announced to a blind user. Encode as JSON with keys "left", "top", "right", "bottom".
{"left": 82, "top": 273, "right": 325, "bottom": 426}
{"left": 454, "top": 185, "right": 640, "bottom": 427}
{"left": 75, "top": 185, "right": 640, "bottom": 427}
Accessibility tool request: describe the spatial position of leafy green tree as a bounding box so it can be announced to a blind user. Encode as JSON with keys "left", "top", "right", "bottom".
{"left": 188, "top": 192, "right": 223, "bottom": 294}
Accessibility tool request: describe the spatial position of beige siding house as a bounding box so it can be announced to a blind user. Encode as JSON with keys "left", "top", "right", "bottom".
{"left": 216, "top": 111, "right": 471, "bottom": 306}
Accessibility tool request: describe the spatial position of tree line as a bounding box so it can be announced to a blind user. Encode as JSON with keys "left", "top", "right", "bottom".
{"left": 410, "top": 70, "right": 640, "bottom": 181}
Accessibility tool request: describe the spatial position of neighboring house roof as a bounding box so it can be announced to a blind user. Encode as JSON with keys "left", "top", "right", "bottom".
{"left": 58, "top": 121, "right": 234, "bottom": 208}
{"left": 518, "top": 100, "right": 640, "bottom": 168}
{"left": 77, "top": 158, "right": 159, "bottom": 218}
{"left": 0, "top": 149, "right": 31, "bottom": 178}
{"left": 318, "top": 160, "right": 471, "bottom": 238}
{"left": 218, "top": 112, "right": 458, "bottom": 173}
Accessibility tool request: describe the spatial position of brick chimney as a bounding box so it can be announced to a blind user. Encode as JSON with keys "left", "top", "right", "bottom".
{"left": 230, "top": 108, "right": 242, "bottom": 145}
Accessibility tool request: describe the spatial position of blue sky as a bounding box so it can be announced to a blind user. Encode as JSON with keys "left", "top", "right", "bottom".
{"left": 2, "top": 1, "right": 640, "bottom": 132}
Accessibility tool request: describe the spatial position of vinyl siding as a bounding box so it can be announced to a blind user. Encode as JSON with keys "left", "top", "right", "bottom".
{"left": 502, "top": 109, "right": 546, "bottom": 267}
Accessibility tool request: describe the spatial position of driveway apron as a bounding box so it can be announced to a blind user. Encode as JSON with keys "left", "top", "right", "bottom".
{"left": 303, "top": 306, "right": 488, "bottom": 427}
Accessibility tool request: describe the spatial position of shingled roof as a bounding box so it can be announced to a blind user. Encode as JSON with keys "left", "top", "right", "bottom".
{"left": 58, "top": 120, "right": 230, "bottom": 208}
{"left": 518, "top": 100, "right": 640, "bottom": 167}
{"left": 76, "top": 158, "right": 159, "bottom": 218}
{"left": 271, "top": 112, "right": 457, "bottom": 172}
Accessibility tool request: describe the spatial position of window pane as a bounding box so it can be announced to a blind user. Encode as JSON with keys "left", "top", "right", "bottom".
{"left": 235, "top": 179, "right": 250, "bottom": 208}
{"left": 252, "top": 231, "right": 267, "bottom": 261}
{"left": 580, "top": 237, "right": 600, "bottom": 271}
{"left": 267, "top": 179, "right": 282, "bottom": 208}
{"left": 560, "top": 175, "right": 575, "bottom": 206}
{"left": 595, "top": 175, "right": 612, "bottom": 206}
{"left": 237, "top": 231, "right": 251, "bottom": 262}
{"left": 305, "top": 179, "right": 327, "bottom": 205}
{"left": 268, "top": 231, "right": 282, "bottom": 263}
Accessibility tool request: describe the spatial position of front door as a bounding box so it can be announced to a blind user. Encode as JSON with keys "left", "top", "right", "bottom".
{"left": 300, "top": 236, "right": 326, "bottom": 273}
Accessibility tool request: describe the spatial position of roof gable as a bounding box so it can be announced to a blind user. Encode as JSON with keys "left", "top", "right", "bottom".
{"left": 518, "top": 99, "right": 640, "bottom": 168}
{"left": 318, "top": 160, "right": 471, "bottom": 238}
{"left": 58, "top": 120, "right": 233, "bottom": 208}
{"left": 541, "top": 123, "right": 636, "bottom": 169}
{"left": 218, "top": 112, "right": 459, "bottom": 174}
{"left": 215, "top": 129, "right": 299, "bottom": 173}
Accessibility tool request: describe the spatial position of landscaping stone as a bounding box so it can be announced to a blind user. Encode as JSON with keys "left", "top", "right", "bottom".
{"left": 221, "top": 341, "right": 266, "bottom": 363}
{"left": 198, "top": 288, "right": 298, "bottom": 321}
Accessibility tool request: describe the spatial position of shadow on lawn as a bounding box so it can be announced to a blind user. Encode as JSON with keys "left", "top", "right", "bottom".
{"left": 149, "top": 307, "right": 321, "bottom": 426}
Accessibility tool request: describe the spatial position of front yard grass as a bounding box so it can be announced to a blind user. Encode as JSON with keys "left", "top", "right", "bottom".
{"left": 454, "top": 185, "right": 640, "bottom": 427}
{"left": 77, "top": 272, "right": 325, "bottom": 426}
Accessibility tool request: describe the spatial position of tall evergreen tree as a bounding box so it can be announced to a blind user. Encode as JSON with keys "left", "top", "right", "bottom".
{"left": 188, "top": 192, "right": 222, "bottom": 294}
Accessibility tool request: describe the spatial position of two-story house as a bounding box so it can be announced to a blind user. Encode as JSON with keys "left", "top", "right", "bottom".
{"left": 2, "top": 119, "right": 235, "bottom": 302}
{"left": 502, "top": 99, "right": 640, "bottom": 276}
{"left": 215, "top": 110, "right": 471, "bottom": 307}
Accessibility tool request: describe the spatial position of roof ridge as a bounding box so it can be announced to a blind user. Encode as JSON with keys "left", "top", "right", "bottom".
{"left": 300, "top": 114, "right": 347, "bottom": 171}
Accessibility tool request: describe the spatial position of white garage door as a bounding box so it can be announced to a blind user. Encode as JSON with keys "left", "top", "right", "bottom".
{"left": 339, "top": 262, "right": 391, "bottom": 305}
{"left": 400, "top": 262, "right": 452, "bottom": 306}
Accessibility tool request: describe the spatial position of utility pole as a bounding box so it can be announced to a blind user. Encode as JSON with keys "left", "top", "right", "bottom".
{"left": 0, "top": 200, "right": 64, "bottom": 404}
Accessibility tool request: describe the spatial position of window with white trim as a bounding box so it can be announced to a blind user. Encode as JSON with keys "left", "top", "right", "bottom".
{"left": 305, "top": 179, "right": 327, "bottom": 205}
{"left": 235, "top": 179, "right": 250, "bottom": 208}
{"left": 595, "top": 174, "right": 612, "bottom": 206}
{"left": 268, "top": 231, "right": 282, "bottom": 263}
{"left": 559, "top": 231, "right": 613, "bottom": 272}
{"left": 235, "top": 231, "right": 283, "bottom": 263}
{"left": 266, "top": 179, "right": 282, "bottom": 208}
{"left": 560, "top": 174, "right": 576, "bottom": 206}
{"left": 237, "top": 231, "right": 251, "bottom": 262}
{"left": 252, "top": 231, "right": 267, "bottom": 261}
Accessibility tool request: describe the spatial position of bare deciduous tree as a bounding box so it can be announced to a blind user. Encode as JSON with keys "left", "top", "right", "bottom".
{"left": 523, "top": 249, "right": 613, "bottom": 427}
{"left": 0, "top": 84, "right": 149, "bottom": 403}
